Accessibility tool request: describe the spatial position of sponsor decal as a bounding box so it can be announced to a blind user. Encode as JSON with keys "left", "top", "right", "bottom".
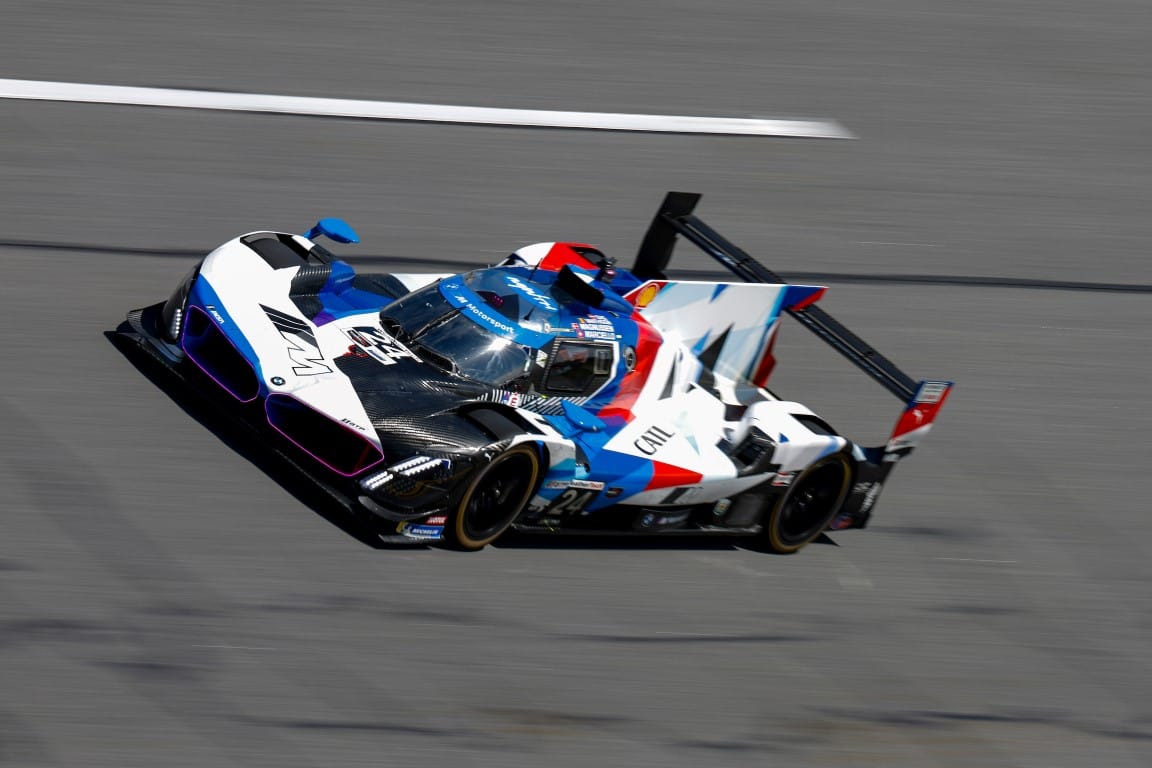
{"left": 545, "top": 478, "right": 605, "bottom": 491}
{"left": 396, "top": 521, "right": 445, "bottom": 540}
{"left": 439, "top": 276, "right": 544, "bottom": 342}
{"left": 633, "top": 425, "right": 675, "bottom": 456}
{"left": 340, "top": 417, "right": 368, "bottom": 433}
{"left": 634, "top": 283, "right": 662, "bottom": 308}
{"left": 605, "top": 487, "right": 624, "bottom": 498}
{"left": 504, "top": 275, "right": 559, "bottom": 311}
{"left": 637, "top": 511, "right": 690, "bottom": 529}
{"left": 261, "top": 304, "right": 331, "bottom": 375}
{"left": 425, "top": 515, "right": 448, "bottom": 526}
{"left": 712, "top": 498, "right": 732, "bottom": 516}
{"left": 205, "top": 304, "right": 226, "bottom": 325}
{"left": 914, "top": 381, "right": 950, "bottom": 405}
{"left": 344, "top": 326, "right": 419, "bottom": 366}
{"left": 270, "top": 376, "right": 285, "bottom": 386}
{"left": 496, "top": 390, "right": 523, "bottom": 408}
{"left": 771, "top": 472, "right": 796, "bottom": 487}
{"left": 860, "top": 482, "right": 883, "bottom": 513}
{"left": 465, "top": 303, "right": 517, "bottom": 336}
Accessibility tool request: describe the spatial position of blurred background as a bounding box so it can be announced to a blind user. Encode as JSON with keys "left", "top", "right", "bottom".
{"left": 2, "top": 1, "right": 1151, "bottom": 765}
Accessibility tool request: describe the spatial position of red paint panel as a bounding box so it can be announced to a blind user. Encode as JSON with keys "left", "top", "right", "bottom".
{"left": 538, "top": 242, "right": 600, "bottom": 272}
{"left": 749, "top": 328, "right": 778, "bottom": 388}
{"left": 597, "top": 314, "right": 662, "bottom": 424}
{"left": 644, "top": 460, "right": 704, "bottom": 491}
{"left": 891, "top": 384, "right": 953, "bottom": 440}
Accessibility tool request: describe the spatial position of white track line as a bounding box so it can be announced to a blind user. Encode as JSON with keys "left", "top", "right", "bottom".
{"left": 0, "top": 78, "right": 855, "bottom": 139}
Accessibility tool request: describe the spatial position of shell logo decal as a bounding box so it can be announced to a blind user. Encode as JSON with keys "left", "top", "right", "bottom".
{"left": 633, "top": 282, "right": 663, "bottom": 308}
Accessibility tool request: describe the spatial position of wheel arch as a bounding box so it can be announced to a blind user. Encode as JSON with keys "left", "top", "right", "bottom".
{"left": 762, "top": 449, "right": 856, "bottom": 554}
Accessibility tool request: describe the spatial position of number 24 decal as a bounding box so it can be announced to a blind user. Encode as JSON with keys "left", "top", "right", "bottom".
{"left": 547, "top": 488, "right": 598, "bottom": 516}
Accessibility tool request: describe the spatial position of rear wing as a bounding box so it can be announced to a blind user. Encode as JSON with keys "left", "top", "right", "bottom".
{"left": 634, "top": 191, "right": 952, "bottom": 455}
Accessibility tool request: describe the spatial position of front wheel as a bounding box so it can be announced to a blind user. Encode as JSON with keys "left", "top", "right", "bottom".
{"left": 447, "top": 444, "right": 541, "bottom": 550}
{"left": 762, "top": 453, "right": 852, "bottom": 554}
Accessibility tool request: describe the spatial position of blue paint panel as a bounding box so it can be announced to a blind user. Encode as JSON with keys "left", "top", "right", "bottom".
{"left": 560, "top": 400, "right": 606, "bottom": 432}
{"left": 309, "top": 261, "right": 397, "bottom": 326}
{"left": 780, "top": 284, "right": 825, "bottom": 309}
{"left": 606, "top": 269, "right": 643, "bottom": 294}
{"left": 324, "top": 260, "right": 357, "bottom": 289}
{"left": 438, "top": 276, "right": 553, "bottom": 347}
{"left": 583, "top": 453, "right": 656, "bottom": 511}
{"left": 187, "top": 277, "right": 265, "bottom": 389}
{"left": 537, "top": 423, "right": 656, "bottom": 512}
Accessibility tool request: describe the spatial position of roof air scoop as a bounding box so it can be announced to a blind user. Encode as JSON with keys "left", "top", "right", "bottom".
{"left": 553, "top": 264, "right": 605, "bottom": 308}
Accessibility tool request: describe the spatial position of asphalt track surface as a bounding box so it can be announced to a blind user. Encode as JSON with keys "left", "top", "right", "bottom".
{"left": 3, "top": 2, "right": 1152, "bottom": 766}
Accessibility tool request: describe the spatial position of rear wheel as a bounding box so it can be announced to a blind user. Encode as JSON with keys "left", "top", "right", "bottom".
{"left": 447, "top": 444, "right": 540, "bottom": 550}
{"left": 763, "top": 453, "right": 852, "bottom": 554}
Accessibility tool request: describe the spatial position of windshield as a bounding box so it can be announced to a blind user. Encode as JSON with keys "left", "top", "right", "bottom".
{"left": 381, "top": 281, "right": 534, "bottom": 387}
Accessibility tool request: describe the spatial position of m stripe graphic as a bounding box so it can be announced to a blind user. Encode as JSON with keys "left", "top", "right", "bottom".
{"left": 260, "top": 304, "right": 330, "bottom": 375}
{"left": 261, "top": 304, "right": 317, "bottom": 346}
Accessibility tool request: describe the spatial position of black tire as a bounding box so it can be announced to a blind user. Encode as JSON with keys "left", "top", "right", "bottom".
{"left": 447, "top": 444, "right": 540, "bottom": 550}
{"left": 763, "top": 453, "right": 852, "bottom": 554}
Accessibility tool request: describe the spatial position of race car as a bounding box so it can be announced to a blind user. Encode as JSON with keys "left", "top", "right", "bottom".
{"left": 117, "top": 192, "right": 952, "bottom": 553}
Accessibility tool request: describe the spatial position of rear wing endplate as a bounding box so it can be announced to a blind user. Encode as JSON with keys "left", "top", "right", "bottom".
{"left": 634, "top": 191, "right": 952, "bottom": 452}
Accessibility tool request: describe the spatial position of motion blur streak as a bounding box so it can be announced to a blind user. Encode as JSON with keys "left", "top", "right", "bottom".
{"left": 0, "top": 78, "right": 855, "bottom": 139}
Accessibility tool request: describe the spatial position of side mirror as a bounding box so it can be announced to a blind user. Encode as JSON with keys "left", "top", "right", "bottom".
{"left": 304, "top": 217, "right": 360, "bottom": 244}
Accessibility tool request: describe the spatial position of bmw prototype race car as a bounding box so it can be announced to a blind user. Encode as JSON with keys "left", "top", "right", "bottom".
{"left": 118, "top": 192, "right": 952, "bottom": 552}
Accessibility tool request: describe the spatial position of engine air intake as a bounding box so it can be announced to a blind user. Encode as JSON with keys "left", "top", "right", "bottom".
{"left": 264, "top": 394, "right": 384, "bottom": 476}
{"left": 181, "top": 306, "right": 260, "bottom": 402}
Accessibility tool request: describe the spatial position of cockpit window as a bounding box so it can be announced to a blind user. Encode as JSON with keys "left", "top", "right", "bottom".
{"left": 380, "top": 273, "right": 617, "bottom": 393}
{"left": 543, "top": 341, "right": 615, "bottom": 394}
{"left": 413, "top": 313, "right": 532, "bottom": 387}
{"left": 379, "top": 281, "right": 451, "bottom": 339}
{"left": 380, "top": 282, "right": 533, "bottom": 387}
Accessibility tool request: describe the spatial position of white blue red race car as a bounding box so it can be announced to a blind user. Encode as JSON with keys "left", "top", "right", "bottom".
{"left": 118, "top": 192, "right": 952, "bottom": 552}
